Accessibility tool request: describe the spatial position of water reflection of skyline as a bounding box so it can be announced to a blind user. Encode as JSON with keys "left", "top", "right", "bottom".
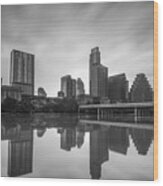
{"left": 2, "top": 123, "right": 33, "bottom": 177}
{"left": 1, "top": 114, "right": 153, "bottom": 179}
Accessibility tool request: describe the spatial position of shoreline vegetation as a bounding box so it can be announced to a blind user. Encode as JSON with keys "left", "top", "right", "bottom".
{"left": 1, "top": 97, "right": 78, "bottom": 113}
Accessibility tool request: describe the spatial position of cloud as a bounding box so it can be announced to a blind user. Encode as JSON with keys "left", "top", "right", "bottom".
{"left": 1, "top": 2, "right": 154, "bottom": 96}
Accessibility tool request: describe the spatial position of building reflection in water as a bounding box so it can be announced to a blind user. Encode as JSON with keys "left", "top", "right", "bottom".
{"left": 2, "top": 124, "right": 33, "bottom": 177}
{"left": 58, "top": 128, "right": 76, "bottom": 151}
{"left": 130, "top": 128, "right": 153, "bottom": 155}
{"left": 37, "top": 128, "right": 46, "bottom": 138}
{"left": 81, "top": 121, "right": 153, "bottom": 179}
{"left": 90, "top": 125, "right": 109, "bottom": 179}
{"left": 76, "top": 125, "right": 85, "bottom": 148}
{"left": 1, "top": 114, "right": 153, "bottom": 179}
{"left": 109, "top": 126, "right": 129, "bottom": 155}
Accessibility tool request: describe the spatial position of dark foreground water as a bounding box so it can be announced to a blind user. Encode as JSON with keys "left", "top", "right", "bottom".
{"left": 1, "top": 113, "right": 154, "bottom": 180}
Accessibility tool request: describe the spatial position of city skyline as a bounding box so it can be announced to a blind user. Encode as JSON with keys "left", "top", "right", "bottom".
{"left": 1, "top": 2, "right": 154, "bottom": 96}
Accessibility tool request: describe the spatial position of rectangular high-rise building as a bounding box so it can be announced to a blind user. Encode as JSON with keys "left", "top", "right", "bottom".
{"left": 89, "top": 47, "right": 108, "bottom": 98}
{"left": 108, "top": 73, "right": 128, "bottom": 103}
{"left": 10, "top": 49, "right": 34, "bottom": 95}
{"left": 76, "top": 78, "right": 85, "bottom": 97}
{"left": 61, "top": 75, "right": 73, "bottom": 98}
{"left": 61, "top": 76, "right": 85, "bottom": 99}
{"left": 72, "top": 79, "right": 76, "bottom": 98}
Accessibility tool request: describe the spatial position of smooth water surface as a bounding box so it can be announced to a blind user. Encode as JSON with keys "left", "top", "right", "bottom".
{"left": 1, "top": 113, "right": 153, "bottom": 180}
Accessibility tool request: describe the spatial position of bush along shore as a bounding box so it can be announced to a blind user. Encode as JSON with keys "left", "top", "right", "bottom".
{"left": 1, "top": 97, "right": 78, "bottom": 113}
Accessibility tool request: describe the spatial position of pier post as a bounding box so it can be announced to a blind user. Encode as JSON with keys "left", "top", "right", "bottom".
{"left": 78, "top": 107, "right": 80, "bottom": 120}
{"left": 101, "top": 109, "right": 103, "bottom": 120}
{"left": 102, "top": 109, "right": 104, "bottom": 120}
{"left": 134, "top": 107, "right": 138, "bottom": 123}
{"left": 97, "top": 108, "right": 100, "bottom": 120}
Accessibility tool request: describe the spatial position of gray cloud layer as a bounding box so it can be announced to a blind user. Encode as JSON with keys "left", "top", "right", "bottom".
{"left": 1, "top": 2, "right": 154, "bottom": 96}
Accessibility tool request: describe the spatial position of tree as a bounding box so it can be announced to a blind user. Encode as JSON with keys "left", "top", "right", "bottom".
{"left": 1, "top": 97, "right": 18, "bottom": 112}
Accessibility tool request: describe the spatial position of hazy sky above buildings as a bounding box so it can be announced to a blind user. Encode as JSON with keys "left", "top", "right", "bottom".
{"left": 1, "top": 2, "right": 154, "bottom": 96}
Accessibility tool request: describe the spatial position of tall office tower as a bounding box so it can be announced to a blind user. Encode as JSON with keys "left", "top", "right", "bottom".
{"left": 10, "top": 49, "right": 34, "bottom": 95}
{"left": 89, "top": 47, "right": 108, "bottom": 98}
{"left": 72, "top": 79, "right": 76, "bottom": 98}
{"left": 61, "top": 75, "right": 73, "bottom": 98}
{"left": 108, "top": 73, "right": 128, "bottom": 103}
{"left": 129, "top": 73, "right": 153, "bottom": 102}
{"left": 76, "top": 78, "right": 85, "bottom": 97}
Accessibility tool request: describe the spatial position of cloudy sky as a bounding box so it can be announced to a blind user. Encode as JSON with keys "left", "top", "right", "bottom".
{"left": 1, "top": 2, "right": 154, "bottom": 96}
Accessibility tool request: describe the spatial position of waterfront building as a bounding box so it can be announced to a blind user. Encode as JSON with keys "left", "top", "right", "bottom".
{"left": 89, "top": 47, "right": 108, "bottom": 98}
{"left": 61, "top": 75, "right": 73, "bottom": 98}
{"left": 108, "top": 73, "right": 128, "bottom": 103}
{"left": 129, "top": 73, "right": 153, "bottom": 102}
{"left": 72, "top": 79, "right": 76, "bottom": 98}
{"left": 1, "top": 85, "right": 22, "bottom": 102}
{"left": 38, "top": 87, "right": 47, "bottom": 97}
{"left": 61, "top": 76, "right": 85, "bottom": 99}
{"left": 76, "top": 78, "right": 85, "bottom": 97}
{"left": 57, "top": 91, "right": 64, "bottom": 98}
{"left": 61, "top": 75, "right": 77, "bottom": 98}
{"left": 76, "top": 94, "right": 93, "bottom": 105}
{"left": 10, "top": 49, "right": 34, "bottom": 95}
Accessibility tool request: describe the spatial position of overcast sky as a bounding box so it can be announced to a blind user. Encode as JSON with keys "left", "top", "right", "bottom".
{"left": 1, "top": 1, "right": 154, "bottom": 96}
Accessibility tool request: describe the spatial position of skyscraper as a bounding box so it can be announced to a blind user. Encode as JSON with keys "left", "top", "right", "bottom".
{"left": 129, "top": 73, "right": 153, "bottom": 102}
{"left": 10, "top": 49, "right": 34, "bottom": 95}
{"left": 72, "top": 79, "right": 76, "bottom": 98}
{"left": 89, "top": 47, "right": 108, "bottom": 98}
{"left": 108, "top": 73, "right": 128, "bottom": 103}
{"left": 61, "top": 75, "right": 73, "bottom": 98}
{"left": 76, "top": 78, "right": 85, "bottom": 97}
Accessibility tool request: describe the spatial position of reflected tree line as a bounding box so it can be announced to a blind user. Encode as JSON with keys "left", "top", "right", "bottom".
{"left": 1, "top": 114, "right": 153, "bottom": 179}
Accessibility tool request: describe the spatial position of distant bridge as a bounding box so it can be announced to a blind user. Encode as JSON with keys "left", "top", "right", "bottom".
{"left": 79, "top": 102, "right": 154, "bottom": 123}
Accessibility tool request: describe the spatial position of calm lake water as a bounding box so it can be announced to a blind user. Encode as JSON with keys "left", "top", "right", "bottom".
{"left": 1, "top": 113, "right": 154, "bottom": 180}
